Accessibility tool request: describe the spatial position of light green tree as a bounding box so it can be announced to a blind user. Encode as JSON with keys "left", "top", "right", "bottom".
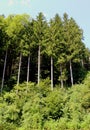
{"left": 6, "top": 14, "right": 30, "bottom": 86}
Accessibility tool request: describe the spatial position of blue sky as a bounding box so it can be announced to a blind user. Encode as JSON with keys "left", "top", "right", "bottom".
{"left": 0, "top": 0, "right": 90, "bottom": 49}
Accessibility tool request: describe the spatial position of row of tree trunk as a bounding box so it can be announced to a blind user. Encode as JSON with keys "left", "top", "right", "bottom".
{"left": 1, "top": 46, "right": 74, "bottom": 93}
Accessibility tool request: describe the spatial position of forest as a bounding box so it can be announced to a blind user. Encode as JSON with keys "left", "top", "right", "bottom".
{"left": 0, "top": 12, "right": 90, "bottom": 130}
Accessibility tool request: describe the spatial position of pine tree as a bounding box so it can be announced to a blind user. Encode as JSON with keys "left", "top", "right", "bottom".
{"left": 44, "top": 15, "right": 62, "bottom": 90}
{"left": 63, "top": 13, "right": 83, "bottom": 86}
{"left": 0, "top": 15, "right": 12, "bottom": 93}
{"left": 6, "top": 14, "right": 30, "bottom": 86}
{"left": 33, "top": 12, "right": 47, "bottom": 85}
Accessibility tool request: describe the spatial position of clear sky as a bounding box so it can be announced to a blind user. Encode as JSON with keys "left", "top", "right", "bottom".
{"left": 0, "top": 0, "right": 90, "bottom": 49}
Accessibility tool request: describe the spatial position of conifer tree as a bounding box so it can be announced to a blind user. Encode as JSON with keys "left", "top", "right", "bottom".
{"left": 33, "top": 12, "right": 47, "bottom": 85}
{"left": 63, "top": 13, "right": 83, "bottom": 86}
{"left": 0, "top": 15, "right": 12, "bottom": 93}
{"left": 6, "top": 14, "right": 30, "bottom": 86}
{"left": 44, "top": 15, "right": 62, "bottom": 90}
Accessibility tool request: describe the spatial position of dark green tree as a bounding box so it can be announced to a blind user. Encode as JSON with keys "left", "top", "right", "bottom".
{"left": 63, "top": 13, "right": 83, "bottom": 86}
{"left": 44, "top": 14, "right": 62, "bottom": 90}
{"left": 33, "top": 12, "right": 47, "bottom": 85}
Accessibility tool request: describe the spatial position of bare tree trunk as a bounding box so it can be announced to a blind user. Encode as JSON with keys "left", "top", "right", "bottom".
{"left": 70, "top": 59, "right": 73, "bottom": 86}
{"left": 81, "top": 59, "right": 84, "bottom": 68}
{"left": 89, "top": 57, "right": 90, "bottom": 63}
{"left": 60, "top": 64, "right": 63, "bottom": 88}
{"left": 17, "top": 53, "right": 22, "bottom": 86}
{"left": 27, "top": 54, "right": 30, "bottom": 87}
{"left": 38, "top": 45, "right": 40, "bottom": 85}
{"left": 51, "top": 56, "right": 53, "bottom": 91}
{"left": 1, "top": 50, "right": 8, "bottom": 93}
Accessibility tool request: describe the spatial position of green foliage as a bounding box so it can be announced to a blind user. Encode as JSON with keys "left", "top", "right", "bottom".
{"left": 0, "top": 12, "right": 90, "bottom": 89}
{"left": 0, "top": 73, "right": 90, "bottom": 129}
{"left": 0, "top": 12, "right": 90, "bottom": 130}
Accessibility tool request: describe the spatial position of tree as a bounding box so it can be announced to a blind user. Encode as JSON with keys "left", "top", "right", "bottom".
{"left": 63, "top": 13, "right": 83, "bottom": 86}
{"left": 44, "top": 14, "right": 62, "bottom": 90}
{"left": 33, "top": 12, "right": 47, "bottom": 85}
{"left": 0, "top": 15, "right": 13, "bottom": 93}
{"left": 23, "top": 19, "right": 35, "bottom": 87}
{"left": 0, "top": 15, "right": 6, "bottom": 93}
{"left": 6, "top": 14, "right": 30, "bottom": 86}
{"left": 53, "top": 14, "right": 67, "bottom": 88}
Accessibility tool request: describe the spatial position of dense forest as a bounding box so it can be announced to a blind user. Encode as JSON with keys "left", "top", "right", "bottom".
{"left": 0, "top": 12, "right": 90, "bottom": 130}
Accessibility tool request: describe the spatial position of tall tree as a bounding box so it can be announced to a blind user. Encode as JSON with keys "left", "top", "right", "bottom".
{"left": 0, "top": 15, "right": 5, "bottom": 93}
{"left": 53, "top": 14, "right": 67, "bottom": 88}
{"left": 44, "top": 14, "right": 62, "bottom": 90}
{"left": 33, "top": 12, "right": 47, "bottom": 85}
{"left": 23, "top": 19, "right": 35, "bottom": 87}
{"left": 63, "top": 13, "right": 83, "bottom": 86}
{"left": 6, "top": 14, "right": 30, "bottom": 86}
{"left": 0, "top": 15, "right": 12, "bottom": 93}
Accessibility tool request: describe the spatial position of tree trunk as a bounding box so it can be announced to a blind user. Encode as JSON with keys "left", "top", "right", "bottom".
{"left": 38, "top": 45, "right": 40, "bottom": 85}
{"left": 27, "top": 54, "right": 30, "bottom": 87}
{"left": 81, "top": 59, "right": 84, "bottom": 68}
{"left": 89, "top": 57, "right": 90, "bottom": 63}
{"left": 60, "top": 64, "right": 63, "bottom": 88}
{"left": 70, "top": 59, "right": 73, "bottom": 86}
{"left": 17, "top": 53, "right": 22, "bottom": 86}
{"left": 51, "top": 56, "right": 53, "bottom": 90}
{"left": 1, "top": 50, "right": 8, "bottom": 93}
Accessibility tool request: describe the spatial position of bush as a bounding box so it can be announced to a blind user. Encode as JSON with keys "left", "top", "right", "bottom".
{"left": 0, "top": 73, "right": 90, "bottom": 129}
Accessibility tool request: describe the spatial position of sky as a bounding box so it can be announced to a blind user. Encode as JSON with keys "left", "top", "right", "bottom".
{"left": 0, "top": 0, "right": 90, "bottom": 49}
